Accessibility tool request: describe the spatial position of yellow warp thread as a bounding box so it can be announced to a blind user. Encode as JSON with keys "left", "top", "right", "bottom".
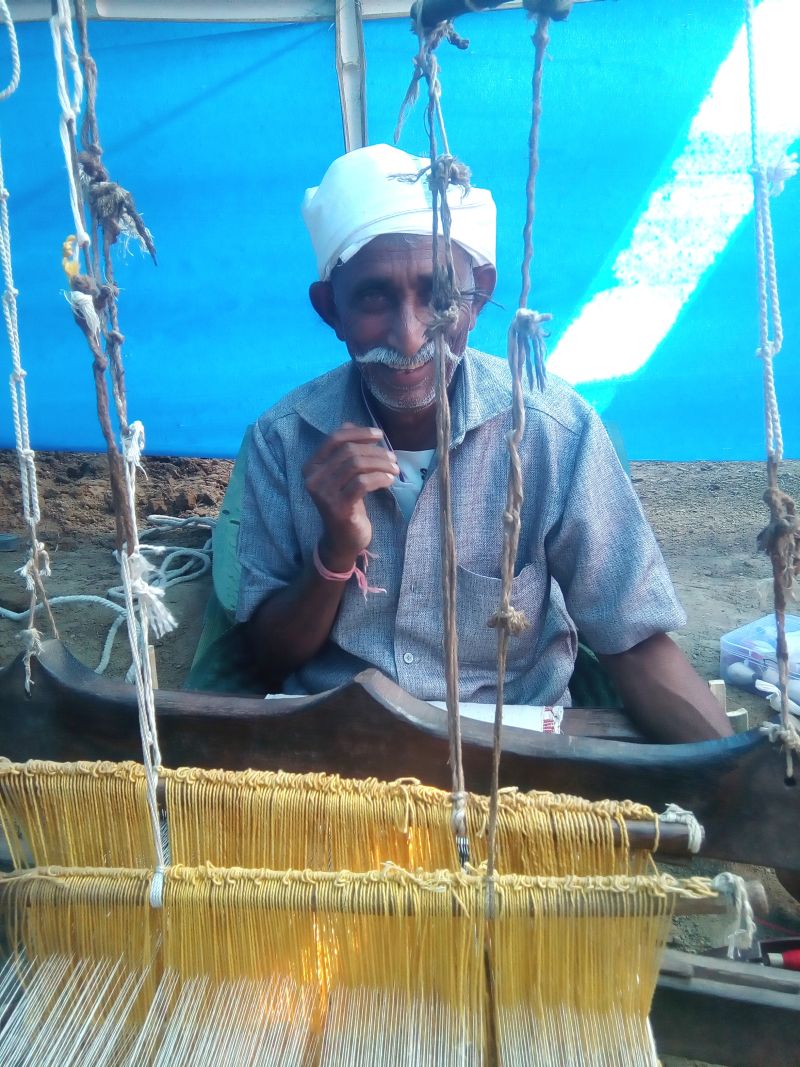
{"left": 0, "top": 761, "right": 655, "bottom": 875}
{"left": 164, "top": 766, "right": 652, "bottom": 875}
{"left": 0, "top": 762, "right": 685, "bottom": 1063}
{"left": 0, "top": 760, "right": 156, "bottom": 868}
{"left": 0, "top": 865, "right": 715, "bottom": 1066}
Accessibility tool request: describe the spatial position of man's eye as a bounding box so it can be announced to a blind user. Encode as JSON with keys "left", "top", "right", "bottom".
{"left": 356, "top": 290, "right": 390, "bottom": 310}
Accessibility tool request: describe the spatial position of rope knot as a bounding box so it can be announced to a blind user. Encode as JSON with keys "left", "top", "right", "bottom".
{"left": 659, "top": 803, "right": 704, "bottom": 854}
{"left": 78, "top": 152, "right": 157, "bottom": 263}
{"left": 757, "top": 486, "right": 800, "bottom": 587}
{"left": 513, "top": 307, "right": 552, "bottom": 338}
{"left": 766, "top": 152, "right": 798, "bottom": 198}
{"left": 20, "top": 626, "right": 43, "bottom": 655}
{"left": 710, "top": 872, "right": 756, "bottom": 959}
{"left": 64, "top": 289, "right": 102, "bottom": 344}
{"left": 761, "top": 720, "right": 800, "bottom": 754}
{"left": 508, "top": 308, "right": 552, "bottom": 391}
{"left": 429, "top": 153, "right": 471, "bottom": 195}
{"left": 122, "top": 420, "right": 146, "bottom": 471}
{"left": 124, "top": 550, "right": 177, "bottom": 640}
{"left": 756, "top": 341, "right": 776, "bottom": 361}
{"left": 428, "top": 304, "right": 460, "bottom": 334}
{"left": 488, "top": 606, "right": 531, "bottom": 636}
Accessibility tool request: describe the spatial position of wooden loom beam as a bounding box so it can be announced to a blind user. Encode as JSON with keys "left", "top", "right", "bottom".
{"left": 1, "top": 639, "right": 798, "bottom": 873}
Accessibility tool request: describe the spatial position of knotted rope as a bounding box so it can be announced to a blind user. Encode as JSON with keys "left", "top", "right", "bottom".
{"left": 401, "top": 11, "right": 471, "bottom": 863}
{"left": 743, "top": 0, "right": 800, "bottom": 779}
{"left": 0, "top": 1, "right": 58, "bottom": 693}
{"left": 711, "top": 871, "right": 757, "bottom": 960}
{"left": 49, "top": 0, "right": 171, "bottom": 895}
{"left": 486, "top": 10, "right": 557, "bottom": 880}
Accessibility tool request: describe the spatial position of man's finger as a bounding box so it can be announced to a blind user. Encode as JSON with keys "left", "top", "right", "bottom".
{"left": 306, "top": 455, "right": 398, "bottom": 501}
{"left": 323, "top": 447, "right": 398, "bottom": 483}
{"left": 304, "top": 424, "right": 385, "bottom": 471}
{"left": 305, "top": 444, "right": 398, "bottom": 490}
{"left": 339, "top": 470, "right": 397, "bottom": 503}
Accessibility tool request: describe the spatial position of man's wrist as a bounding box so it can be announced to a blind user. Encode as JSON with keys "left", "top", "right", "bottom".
{"left": 316, "top": 537, "right": 359, "bottom": 576}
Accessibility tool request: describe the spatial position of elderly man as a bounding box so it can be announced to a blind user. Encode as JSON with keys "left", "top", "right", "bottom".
{"left": 236, "top": 144, "right": 731, "bottom": 744}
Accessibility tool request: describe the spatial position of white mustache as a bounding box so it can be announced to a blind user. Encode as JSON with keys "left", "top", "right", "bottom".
{"left": 353, "top": 340, "right": 443, "bottom": 370}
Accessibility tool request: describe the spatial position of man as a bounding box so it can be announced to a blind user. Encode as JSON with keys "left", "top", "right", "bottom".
{"left": 237, "top": 144, "right": 731, "bottom": 744}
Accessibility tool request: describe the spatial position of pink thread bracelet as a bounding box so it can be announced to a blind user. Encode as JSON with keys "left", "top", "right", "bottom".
{"left": 312, "top": 543, "right": 386, "bottom": 600}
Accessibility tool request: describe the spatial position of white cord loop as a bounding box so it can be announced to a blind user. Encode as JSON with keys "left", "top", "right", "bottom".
{"left": 711, "top": 871, "right": 757, "bottom": 959}
{"left": 0, "top": 0, "right": 20, "bottom": 101}
{"left": 658, "top": 804, "right": 704, "bottom": 854}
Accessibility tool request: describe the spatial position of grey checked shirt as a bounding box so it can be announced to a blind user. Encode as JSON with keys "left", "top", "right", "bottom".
{"left": 237, "top": 349, "right": 685, "bottom": 703}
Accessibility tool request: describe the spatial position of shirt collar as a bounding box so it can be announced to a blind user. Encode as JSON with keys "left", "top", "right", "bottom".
{"left": 291, "top": 347, "right": 513, "bottom": 444}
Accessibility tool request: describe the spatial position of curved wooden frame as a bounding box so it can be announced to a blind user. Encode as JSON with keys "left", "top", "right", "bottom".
{"left": 1, "top": 640, "right": 797, "bottom": 873}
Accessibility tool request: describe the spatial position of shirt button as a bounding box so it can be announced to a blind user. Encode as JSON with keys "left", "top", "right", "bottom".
{"left": 403, "top": 652, "right": 414, "bottom": 664}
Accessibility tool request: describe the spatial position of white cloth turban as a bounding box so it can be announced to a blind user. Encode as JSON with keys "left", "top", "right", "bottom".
{"left": 302, "top": 144, "right": 496, "bottom": 281}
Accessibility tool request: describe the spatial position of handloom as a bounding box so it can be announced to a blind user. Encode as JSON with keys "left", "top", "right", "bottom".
{"left": 0, "top": 1, "right": 791, "bottom": 1066}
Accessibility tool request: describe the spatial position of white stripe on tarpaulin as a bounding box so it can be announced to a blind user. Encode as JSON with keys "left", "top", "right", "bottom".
{"left": 548, "top": 0, "right": 800, "bottom": 394}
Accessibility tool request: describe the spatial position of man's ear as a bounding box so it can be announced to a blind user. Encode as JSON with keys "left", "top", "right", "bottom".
{"left": 468, "top": 264, "right": 497, "bottom": 328}
{"left": 309, "top": 280, "right": 344, "bottom": 339}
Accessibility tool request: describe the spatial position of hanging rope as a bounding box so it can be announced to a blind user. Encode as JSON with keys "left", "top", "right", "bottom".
{"left": 485, "top": 10, "right": 558, "bottom": 879}
{"left": 743, "top": 0, "right": 800, "bottom": 779}
{"left": 401, "top": 4, "right": 566, "bottom": 874}
{"left": 401, "top": 11, "right": 471, "bottom": 863}
{"left": 47, "top": 0, "right": 172, "bottom": 895}
{"left": 49, "top": 0, "right": 90, "bottom": 263}
{"left": 0, "top": 1, "right": 58, "bottom": 695}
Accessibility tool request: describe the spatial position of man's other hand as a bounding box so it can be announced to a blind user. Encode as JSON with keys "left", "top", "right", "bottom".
{"left": 303, "top": 423, "right": 399, "bottom": 570}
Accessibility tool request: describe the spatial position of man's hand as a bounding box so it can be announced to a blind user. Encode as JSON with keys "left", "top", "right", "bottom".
{"left": 247, "top": 423, "right": 398, "bottom": 689}
{"left": 303, "top": 423, "right": 399, "bottom": 569}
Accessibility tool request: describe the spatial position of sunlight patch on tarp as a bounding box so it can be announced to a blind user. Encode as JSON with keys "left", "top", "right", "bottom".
{"left": 547, "top": 0, "right": 800, "bottom": 394}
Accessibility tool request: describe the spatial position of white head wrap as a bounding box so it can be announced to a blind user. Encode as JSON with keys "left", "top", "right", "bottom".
{"left": 302, "top": 144, "right": 496, "bottom": 281}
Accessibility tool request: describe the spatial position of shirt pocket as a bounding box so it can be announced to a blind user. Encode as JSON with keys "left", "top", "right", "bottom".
{"left": 455, "top": 563, "right": 543, "bottom": 670}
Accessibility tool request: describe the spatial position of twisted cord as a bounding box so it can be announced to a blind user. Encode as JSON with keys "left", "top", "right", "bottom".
{"left": 49, "top": 0, "right": 170, "bottom": 890}
{"left": 412, "top": 12, "right": 468, "bottom": 856}
{"left": 744, "top": 0, "right": 800, "bottom": 777}
{"left": 49, "top": 0, "right": 90, "bottom": 255}
{"left": 0, "top": 0, "right": 20, "bottom": 101}
{"left": 0, "top": 9, "right": 58, "bottom": 693}
{"left": 487, "top": 12, "right": 554, "bottom": 879}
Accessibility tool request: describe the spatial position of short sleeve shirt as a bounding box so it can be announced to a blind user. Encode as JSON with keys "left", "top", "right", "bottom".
{"left": 236, "top": 349, "right": 686, "bottom": 703}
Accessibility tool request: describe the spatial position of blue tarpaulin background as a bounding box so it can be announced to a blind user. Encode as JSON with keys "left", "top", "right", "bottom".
{"left": 1, "top": 2, "right": 797, "bottom": 459}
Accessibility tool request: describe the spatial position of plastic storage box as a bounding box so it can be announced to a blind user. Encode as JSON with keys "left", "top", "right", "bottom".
{"left": 720, "top": 613, "right": 800, "bottom": 702}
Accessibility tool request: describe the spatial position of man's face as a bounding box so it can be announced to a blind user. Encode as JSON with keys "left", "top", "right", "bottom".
{"left": 328, "top": 235, "right": 479, "bottom": 413}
